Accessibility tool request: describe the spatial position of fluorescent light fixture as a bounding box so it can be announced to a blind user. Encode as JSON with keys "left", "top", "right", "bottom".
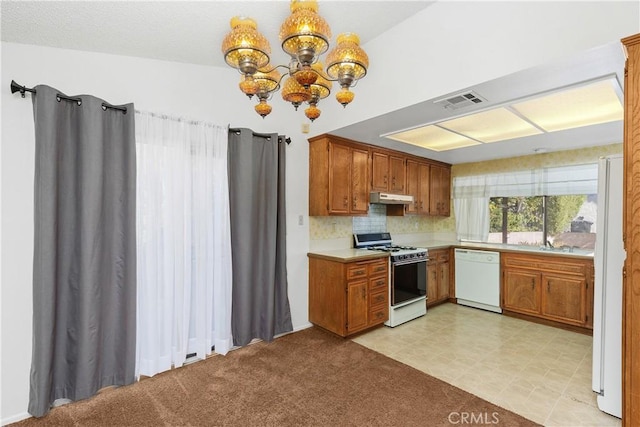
{"left": 385, "top": 125, "right": 480, "bottom": 152}
{"left": 511, "top": 79, "right": 623, "bottom": 132}
{"left": 382, "top": 77, "right": 623, "bottom": 152}
{"left": 438, "top": 107, "right": 542, "bottom": 143}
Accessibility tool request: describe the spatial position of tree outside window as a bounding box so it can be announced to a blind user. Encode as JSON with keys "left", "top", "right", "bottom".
{"left": 489, "top": 194, "right": 596, "bottom": 249}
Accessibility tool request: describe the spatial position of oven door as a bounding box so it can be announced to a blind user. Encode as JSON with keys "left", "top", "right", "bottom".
{"left": 391, "top": 259, "right": 427, "bottom": 306}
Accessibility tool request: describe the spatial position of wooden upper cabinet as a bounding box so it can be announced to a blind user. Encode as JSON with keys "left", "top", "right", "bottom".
{"left": 308, "top": 133, "right": 450, "bottom": 216}
{"left": 405, "top": 159, "right": 420, "bottom": 214}
{"left": 309, "top": 134, "right": 370, "bottom": 216}
{"left": 371, "top": 150, "right": 406, "bottom": 194}
{"left": 328, "top": 143, "right": 351, "bottom": 214}
{"left": 404, "top": 159, "right": 432, "bottom": 215}
{"left": 430, "top": 164, "right": 451, "bottom": 216}
{"left": 371, "top": 151, "right": 389, "bottom": 192}
{"left": 389, "top": 155, "right": 406, "bottom": 193}
{"left": 351, "top": 148, "right": 369, "bottom": 214}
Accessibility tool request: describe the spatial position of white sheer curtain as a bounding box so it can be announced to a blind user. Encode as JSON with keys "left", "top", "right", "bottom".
{"left": 453, "top": 175, "right": 490, "bottom": 241}
{"left": 135, "top": 111, "right": 233, "bottom": 378}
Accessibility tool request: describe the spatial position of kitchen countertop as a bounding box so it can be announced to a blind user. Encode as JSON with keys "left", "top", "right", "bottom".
{"left": 308, "top": 240, "right": 594, "bottom": 262}
{"left": 307, "top": 248, "right": 389, "bottom": 263}
{"left": 414, "top": 240, "right": 594, "bottom": 259}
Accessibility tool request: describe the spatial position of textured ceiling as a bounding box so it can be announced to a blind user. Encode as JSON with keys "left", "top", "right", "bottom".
{"left": 1, "top": 1, "right": 433, "bottom": 67}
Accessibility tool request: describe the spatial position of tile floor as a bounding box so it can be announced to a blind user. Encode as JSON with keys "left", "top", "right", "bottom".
{"left": 352, "top": 303, "right": 621, "bottom": 427}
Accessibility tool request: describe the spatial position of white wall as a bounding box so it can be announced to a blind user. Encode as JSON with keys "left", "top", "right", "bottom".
{"left": 1, "top": 42, "right": 313, "bottom": 423}
{"left": 2, "top": 1, "right": 639, "bottom": 423}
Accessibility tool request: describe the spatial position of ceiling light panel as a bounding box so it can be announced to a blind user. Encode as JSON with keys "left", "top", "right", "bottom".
{"left": 385, "top": 125, "right": 480, "bottom": 152}
{"left": 438, "top": 108, "right": 543, "bottom": 143}
{"left": 511, "top": 79, "right": 623, "bottom": 132}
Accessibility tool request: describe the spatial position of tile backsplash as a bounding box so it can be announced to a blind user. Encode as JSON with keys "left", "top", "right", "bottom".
{"left": 352, "top": 204, "right": 386, "bottom": 234}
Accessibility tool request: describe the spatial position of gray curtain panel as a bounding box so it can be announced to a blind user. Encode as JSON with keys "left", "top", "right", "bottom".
{"left": 28, "top": 85, "right": 136, "bottom": 417}
{"left": 228, "top": 129, "right": 293, "bottom": 346}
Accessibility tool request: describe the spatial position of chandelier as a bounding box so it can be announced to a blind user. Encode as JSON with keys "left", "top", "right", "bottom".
{"left": 221, "top": 0, "right": 369, "bottom": 122}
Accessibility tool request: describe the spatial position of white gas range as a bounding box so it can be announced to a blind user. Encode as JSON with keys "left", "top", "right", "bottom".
{"left": 354, "top": 233, "right": 428, "bottom": 327}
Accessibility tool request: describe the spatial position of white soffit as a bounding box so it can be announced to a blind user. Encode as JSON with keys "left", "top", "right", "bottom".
{"left": 439, "top": 107, "right": 542, "bottom": 143}
{"left": 511, "top": 79, "right": 623, "bottom": 132}
{"left": 386, "top": 126, "right": 480, "bottom": 152}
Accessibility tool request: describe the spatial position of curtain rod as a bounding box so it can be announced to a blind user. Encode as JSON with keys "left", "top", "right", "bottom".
{"left": 229, "top": 127, "right": 291, "bottom": 145}
{"left": 10, "top": 80, "right": 128, "bottom": 114}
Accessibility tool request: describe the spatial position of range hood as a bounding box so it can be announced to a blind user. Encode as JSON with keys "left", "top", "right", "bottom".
{"left": 370, "top": 192, "right": 414, "bottom": 205}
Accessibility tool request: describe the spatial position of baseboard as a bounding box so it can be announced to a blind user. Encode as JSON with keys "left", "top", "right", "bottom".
{"left": 2, "top": 411, "right": 31, "bottom": 426}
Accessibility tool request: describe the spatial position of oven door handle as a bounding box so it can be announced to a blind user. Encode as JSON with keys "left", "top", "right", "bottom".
{"left": 392, "top": 258, "right": 429, "bottom": 266}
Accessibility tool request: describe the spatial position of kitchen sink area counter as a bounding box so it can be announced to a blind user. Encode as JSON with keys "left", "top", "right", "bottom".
{"left": 406, "top": 240, "right": 594, "bottom": 260}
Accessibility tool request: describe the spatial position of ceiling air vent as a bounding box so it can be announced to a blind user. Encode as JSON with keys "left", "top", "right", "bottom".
{"left": 434, "top": 91, "right": 486, "bottom": 110}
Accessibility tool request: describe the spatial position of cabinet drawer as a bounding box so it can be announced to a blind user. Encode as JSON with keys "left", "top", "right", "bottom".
{"left": 437, "top": 252, "right": 450, "bottom": 263}
{"left": 368, "top": 260, "right": 388, "bottom": 276}
{"left": 369, "top": 289, "right": 388, "bottom": 309}
{"left": 347, "top": 265, "right": 368, "bottom": 280}
{"left": 503, "top": 255, "right": 585, "bottom": 275}
{"left": 369, "top": 304, "right": 388, "bottom": 324}
{"left": 369, "top": 276, "right": 388, "bottom": 292}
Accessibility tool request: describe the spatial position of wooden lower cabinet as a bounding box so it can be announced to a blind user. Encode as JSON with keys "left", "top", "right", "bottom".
{"left": 503, "top": 269, "right": 541, "bottom": 315}
{"left": 501, "top": 252, "right": 593, "bottom": 330}
{"left": 427, "top": 249, "right": 450, "bottom": 307}
{"left": 308, "top": 255, "right": 389, "bottom": 337}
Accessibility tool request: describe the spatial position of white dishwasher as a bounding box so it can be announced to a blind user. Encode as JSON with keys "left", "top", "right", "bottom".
{"left": 454, "top": 249, "right": 501, "bottom": 313}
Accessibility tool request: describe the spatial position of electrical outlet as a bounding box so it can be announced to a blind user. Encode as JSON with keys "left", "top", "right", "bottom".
{"left": 298, "top": 214, "right": 304, "bottom": 226}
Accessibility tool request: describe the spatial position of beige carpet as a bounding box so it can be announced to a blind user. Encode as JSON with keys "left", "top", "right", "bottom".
{"left": 13, "top": 327, "right": 539, "bottom": 426}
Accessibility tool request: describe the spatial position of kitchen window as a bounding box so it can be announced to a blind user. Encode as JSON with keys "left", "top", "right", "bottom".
{"left": 488, "top": 194, "right": 597, "bottom": 249}
{"left": 453, "top": 163, "right": 599, "bottom": 247}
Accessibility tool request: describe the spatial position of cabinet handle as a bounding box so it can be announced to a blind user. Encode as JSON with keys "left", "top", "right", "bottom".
{"left": 353, "top": 270, "right": 365, "bottom": 276}
{"left": 375, "top": 266, "right": 385, "bottom": 272}
{"left": 343, "top": 196, "right": 348, "bottom": 208}
{"left": 376, "top": 311, "right": 384, "bottom": 319}
{"left": 531, "top": 277, "right": 535, "bottom": 290}
{"left": 384, "top": 175, "right": 388, "bottom": 184}
{"left": 353, "top": 196, "right": 358, "bottom": 209}
{"left": 362, "top": 288, "right": 366, "bottom": 299}
{"left": 547, "top": 280, "right": 550, "bottom": 292}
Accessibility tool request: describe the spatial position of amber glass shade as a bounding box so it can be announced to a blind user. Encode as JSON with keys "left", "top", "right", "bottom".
{"left": 294, "top": 65, "right": 318, "bottom": 87}
{"left": 255, "top": 99, "right": 272, "bottom": 118}
{"left": 281, "top": 76, "right": 311, "bottom": 109}
{"left": 253, "top": 67, "right": 281, "bottom": 95}
{"left": 222, "top": 17, "right": 271, "bottom": 75}
{"left": 336, "top": 87, "right": 355, "bottom": 107}
{"left": 239, "top": 76, "right": 260, "bottom": 97}
{"left": 279, "top": 0, "right": 331, "bottom": 63}
{"left": 309, "top": 61, "right": 331, "bottom": 100}
{"left": 326, "top": 32, "right": 368, "bottom": 82}
{"left": 305, "top": 105, "right": 321, "bottom": 122}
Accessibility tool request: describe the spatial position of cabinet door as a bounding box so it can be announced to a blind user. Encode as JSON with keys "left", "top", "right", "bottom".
{"left": 351, "top": 148, "right": 370, "bottom": 214}
{"left": 427, "top": 261, "right": 438, "bottom": 304}
{"left": 328, "top": 143, "right": 351, "bottom": 214}
{"left": 541, "top": 273, "right": 586, "bottom": 326}
{"left": 440, "top": 167, "right": 451, "bottom": 216}
{"left": 389, "top": 155, "right": 406, "bottom": 193}
{"left": 371, "top": 151, "right": 389, "bottom": 192}
{"left": 405, "top": 159, "right": 419, "bottom": 214}
{"left": 430, "top": 165, "right": 451, "bottom": 216}
{"left": 347, "top": 280, "right": 368, "bottom": 333}
{"left": 438, "top": 260, "right": 450, "bottom": 300}
{"left": 418, "top": 163, "right": 430, "bottom": 214}
{"left": 503, "top": 269, "right": 540, "bottom": 315}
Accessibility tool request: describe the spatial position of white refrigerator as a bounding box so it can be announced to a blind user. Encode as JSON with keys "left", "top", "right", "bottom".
{"left": 592, "top": 154, "right": 625, "bottom": 418}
